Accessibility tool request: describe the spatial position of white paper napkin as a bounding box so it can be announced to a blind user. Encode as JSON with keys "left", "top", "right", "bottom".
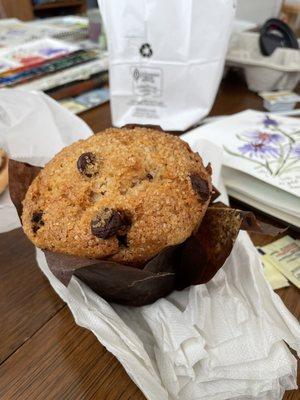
{"left": 36, "top": 229, "right": 300, "bottom": 400}
{"left": 1, "top": 89, "right": 299, "bottom": 399}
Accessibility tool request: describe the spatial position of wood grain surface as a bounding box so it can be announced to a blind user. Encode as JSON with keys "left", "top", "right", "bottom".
{"left": 0, "top": 307, "right": 144, "bottom": 400}
{"left": 0, "top": 229, "right": 64, "bottom": 365}
{"left": 0, "top": 71, "right": 299, "bottom": 399}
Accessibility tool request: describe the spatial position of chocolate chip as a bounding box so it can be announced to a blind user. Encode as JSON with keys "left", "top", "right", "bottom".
{"left": 190, "top": 173, "right": 210, "bottom": 202}
{"left": 31, "top": 211, "right": 44, "bottom": 233}
{"left": 31, "top": 212, "right": 43, "bottom": 224}
{"left": 117, "top": 234, "right": 128, "bottom": 248}
{"left": 91, "top": 208, "right": 131, "bottom": 239}
{"left": 146, "top": 173, "right": 153, "bottom": 180}
{"left": 32, "top": 225, "right": 40, "bottom": 234}
{"left": 77, "top": 152, "right": 98, "bottom": 178}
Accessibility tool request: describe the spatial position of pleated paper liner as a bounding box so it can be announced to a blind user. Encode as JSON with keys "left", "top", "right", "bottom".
{"left": 9, "top": 159, "right": 286, "bottom": 306}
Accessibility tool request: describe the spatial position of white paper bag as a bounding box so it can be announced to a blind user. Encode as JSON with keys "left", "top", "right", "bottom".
{"left": 99, "top": 0, "right": 236, "bottom": 131}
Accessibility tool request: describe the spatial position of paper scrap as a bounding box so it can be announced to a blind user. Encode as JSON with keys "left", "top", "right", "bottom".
{"left": 16, "top": 58, "right": 108, "bottom": 91}
{"left": 259, "top": 91, "right": 300, "bottom": 105}
{"left": 260, "top": 236, "right": 300, "bottom": 289}
{"left": 260, "top": 254, "right": 289, "bottom": 290}
{"left": 59, "top": 87, "right": 109, "bottom": 114}
{"left": 59, "top": 99, "right": 88, "bottom": 114}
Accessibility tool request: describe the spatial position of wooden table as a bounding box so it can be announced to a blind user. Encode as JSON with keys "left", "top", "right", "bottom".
{"left": 0, "top": 71, "right": 299, "bottom": 399}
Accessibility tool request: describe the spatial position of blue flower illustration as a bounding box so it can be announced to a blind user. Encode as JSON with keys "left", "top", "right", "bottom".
{"left": 242, "top": 130, "right": 283, "bottom": 144}
{"left": 238, "top": 142, "right": 279, "bottom": 159}
{"left": 224, "top": 114, "right": 299, "bottom": 176}
{"left": 263, "top": 115, "right": 278, "bottom": 128}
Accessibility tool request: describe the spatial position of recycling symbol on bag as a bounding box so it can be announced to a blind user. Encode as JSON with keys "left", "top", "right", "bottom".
{"left": 139, "top": 43, "right": 153, "bottom": 57}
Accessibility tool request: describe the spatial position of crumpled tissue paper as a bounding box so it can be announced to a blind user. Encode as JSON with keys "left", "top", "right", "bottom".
{"left": 0, "top": 89, "right": 92, "bottom": 232}
{"left": 1, "top": 89, "right": 299, "bottom": 400}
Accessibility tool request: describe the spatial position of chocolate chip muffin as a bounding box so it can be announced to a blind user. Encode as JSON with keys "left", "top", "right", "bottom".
{"left": 22, "top": 127, "right": 212, "bottom": 264}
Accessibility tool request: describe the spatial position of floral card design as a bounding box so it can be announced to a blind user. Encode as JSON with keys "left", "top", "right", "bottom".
{"left": 193, "top": 110, "right": 300, "bottom": 197}
{"left": 224, "top": 115, "right": 300, "bottom": 177}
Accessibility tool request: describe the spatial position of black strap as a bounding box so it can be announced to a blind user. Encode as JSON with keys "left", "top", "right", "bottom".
{"left": 259, "top": 18, "right": 299, "bottom": 56}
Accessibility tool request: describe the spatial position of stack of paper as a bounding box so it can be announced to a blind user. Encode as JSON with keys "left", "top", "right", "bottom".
{"left": 0, "top": 38, "right": 79, "bottom": 79}
{"left": 0, "top": 19, "right": 67, "bottom": 49}
{"left": 191, "top": 110, "right": 300, "bottom": 227}
{"left": 0, "top": 38, "right": 108, "bottom": 91}
{"left": 0, "top": 17, "right": 89, "bottom": 50}
{"left": 31, "top": 16, "right": 89, "bottom": 42}
{"left": 16, "top": 57, "right": 108, "bottom": 92}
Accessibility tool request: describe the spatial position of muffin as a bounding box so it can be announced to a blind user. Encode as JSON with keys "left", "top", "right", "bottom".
{"left": 0, "top": 148, "right": 8, "bottom": 194}
{"left": 22, "top": 127, "right": 212, "bottom": 264}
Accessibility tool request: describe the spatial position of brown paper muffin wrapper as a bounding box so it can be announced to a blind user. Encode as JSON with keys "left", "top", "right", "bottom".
{"left": 9, "top": 159, "right": 286, "bottom": 307}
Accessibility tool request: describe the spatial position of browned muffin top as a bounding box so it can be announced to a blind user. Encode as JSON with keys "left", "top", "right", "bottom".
{"left": 22, "top": 127, "right": 212, "bottom": 264}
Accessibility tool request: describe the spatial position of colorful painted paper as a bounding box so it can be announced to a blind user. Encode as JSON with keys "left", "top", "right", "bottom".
{"left": 0, "top": 38, "right": 78, "bottom": 74}
{"left": 193, "top": 110, "right": 300, "bottom": 198}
